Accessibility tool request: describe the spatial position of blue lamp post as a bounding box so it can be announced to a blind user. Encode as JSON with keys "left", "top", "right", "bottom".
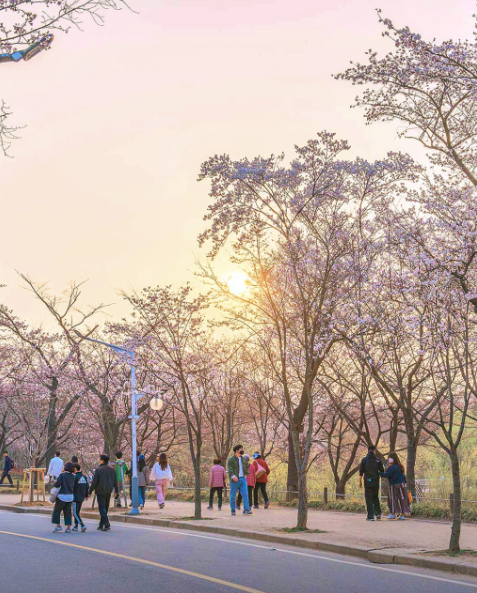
{"left": 74, "top": 331, "right": 157, "bottom": 516}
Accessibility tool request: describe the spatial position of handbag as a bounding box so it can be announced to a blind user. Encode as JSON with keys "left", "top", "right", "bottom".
{"left": 255, "top": 461, "right": 266, "bottom": 480}
{"left": 49, "top": 487, "right": 59, "bottom": 503}
{"left": 407, "top": 491, "right": 413, "bottom": 504}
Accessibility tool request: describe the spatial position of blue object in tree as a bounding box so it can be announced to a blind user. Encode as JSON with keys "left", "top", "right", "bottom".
{"left": 0, "top": 34, "right": 54, "bottom": 64}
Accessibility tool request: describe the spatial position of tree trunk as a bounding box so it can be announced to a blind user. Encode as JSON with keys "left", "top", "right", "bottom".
{"left": 405, "top": 438, "right": 417, "bottom": 499}
{"left": 296, "top": 470, "right": 308, "bottom": 530}
{"left": 287, "top": 385, "right": 309, "bottom": 501}
{"left": 287, "top": 432, "right": 298, "bottom": 501}
{"left": 194, "top": 456, "right": 202, "bottom": 520}
{"left": 388, "top": 408, "right": 399, "bottom": 452}
{"left": 335, "top": 480, "right": 346, "bottom": 500}
{"left": 449, "top": 449, "right": 462, "bottom": 553}
{"left": 103, "top": 422, "right": 120, "bottom": 458}
{"left": 381, "top": 478, "right": 392, "bottom": 514}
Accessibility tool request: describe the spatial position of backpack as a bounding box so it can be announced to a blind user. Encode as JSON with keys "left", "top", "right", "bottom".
{"left": 10, "top": 458, "right": 15, "bottom": 470}
{"left": 363, "top": 455, "right": 381, "bottom": 487}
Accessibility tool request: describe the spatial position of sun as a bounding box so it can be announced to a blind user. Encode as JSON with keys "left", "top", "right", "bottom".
{"left": 225, "top": 272, "right": 249, "bottom": 296}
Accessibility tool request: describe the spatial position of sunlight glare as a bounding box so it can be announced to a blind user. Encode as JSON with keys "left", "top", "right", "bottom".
{"left": 226, "top": 272, "right": 249, "bottom": 296}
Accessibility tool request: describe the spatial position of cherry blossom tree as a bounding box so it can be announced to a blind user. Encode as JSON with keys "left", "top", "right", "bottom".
{"left": 202, "top": 342, "right": 244, "bottom": 464}
{"left": 198, "top": 133, "right": 418, "bottom": 528}
{"left": 120, "top": 284, "right": 211, "bottom": 519}
{"left": 240, "top": 348, "right": 286, "bottom": 460}
{"left": 413, "top": 288, "right": 477, "bottom": 552}
{"left": 0, "top": 275, "right": 106, "bottom": 465}
{"left": 336, "top": 8, "right": 477, "bottom": 312}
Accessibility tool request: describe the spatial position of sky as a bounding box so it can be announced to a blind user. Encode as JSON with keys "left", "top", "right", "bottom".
{"left": 1, "top": 0, "right": 475, "bottom": 328}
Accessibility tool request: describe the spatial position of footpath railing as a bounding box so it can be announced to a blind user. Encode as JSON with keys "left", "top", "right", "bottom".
{"left": 2, "top": 480, "right": 476, "bottom": 514}
{"left": 144, "top": 485, "right": 477, "bottom": 512}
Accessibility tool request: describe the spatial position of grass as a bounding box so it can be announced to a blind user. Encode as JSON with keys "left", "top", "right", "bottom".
{"left": 276, "top": 526, "right": 326, "bottom": 534}
{"left": 279, "top": 498, "right": 477, "bottom": 523}
{"left": 172, "top": 516, "right": 215, "bottom": 521}
{"left": 424, "top": 549, "right": 477, "bottom": 558}
{"left": 14, "top": 500, "right": 52, "bottom": 507}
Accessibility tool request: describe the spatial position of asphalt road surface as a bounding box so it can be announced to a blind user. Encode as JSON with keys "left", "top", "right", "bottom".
{"left": 1, "top": 511, "right": 477, "bottom": 593}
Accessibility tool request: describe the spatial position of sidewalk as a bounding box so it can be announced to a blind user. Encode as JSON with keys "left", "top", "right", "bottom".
{"left": 1, "top": 492, "right": 476, "bottom": 565}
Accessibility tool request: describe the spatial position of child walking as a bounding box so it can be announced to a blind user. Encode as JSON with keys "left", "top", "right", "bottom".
{"left": 150, "top": 453, "right": 173, "bottom": 509}
{"left": 208, "top": 458, "right": 227, "bottom": 510}
{"left": 72, "top": 463, "right": 89, "bottom": 532}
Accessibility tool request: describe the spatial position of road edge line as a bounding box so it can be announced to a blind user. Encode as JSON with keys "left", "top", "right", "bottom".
{"left": 1, "top": 503, "right": 475, "bottom": 578}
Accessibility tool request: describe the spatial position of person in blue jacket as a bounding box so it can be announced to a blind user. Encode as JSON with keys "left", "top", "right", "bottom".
{"left": 381, "top": 452, "right": 411, "bottom": 520}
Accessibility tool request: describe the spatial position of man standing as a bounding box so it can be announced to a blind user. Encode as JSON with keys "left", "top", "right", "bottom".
{"left": 0, "top": 451, "right": 13, "bottom": 487}
{"left": 89, "top": 454, "right": 118, "bottom": 531}
{"left": 227, "top": 445, "right": 252, "bottom": 516}
{"left": 359, "top": 445, "right": 384, "bottom": 521}
{"left": 252, "top": 452, "right": 271, "bottom": 509}
{"left": 47, "top": 451, "right": 64, "bottom": 483}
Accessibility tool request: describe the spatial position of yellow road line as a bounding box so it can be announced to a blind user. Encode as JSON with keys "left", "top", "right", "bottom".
{"left": 0, "top": 530, "right": 267, "bottom": 593}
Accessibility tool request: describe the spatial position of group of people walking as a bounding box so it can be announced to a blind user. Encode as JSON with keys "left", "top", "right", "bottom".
{"left": 44, "top": 445, "right": 270, "bottom": 532}
{"left": 359, "top": 446, "right": 411, "bottom": 521}
{"left": 50, "top": 453, "right": 119, "bottom": 533}
{"left": 113, "top": 451, "right": 174, "bottom": 510}
{"left": 1, "top": 443, "right": 412, "bottom": 533}
{"left": 208, "top": 447, "right": 271, "bottom": 514}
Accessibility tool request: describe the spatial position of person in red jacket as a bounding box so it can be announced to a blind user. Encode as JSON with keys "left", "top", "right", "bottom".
{"left": 252, "top": 452, "right": 271, "bottom": 509}
{"left": 237, "top": 455, "right": 256, "bottom": 510}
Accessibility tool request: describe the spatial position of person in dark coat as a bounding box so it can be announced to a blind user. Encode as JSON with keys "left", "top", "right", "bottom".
{"left": 89, "top": 454, "right": 119, "bottom": 531}
{"left": 0, "top": 451, "right": 13, "bottom": 486}
{"left": 359, "top": 445, "right": 384, "bottom": 521}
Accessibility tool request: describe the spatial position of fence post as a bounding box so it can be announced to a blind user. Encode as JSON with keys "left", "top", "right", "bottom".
{"left": 449, "top": 493, "right": 454, "bottom": 515}
{"left": 324, "top": 487, "right": 328, "bottom": 506}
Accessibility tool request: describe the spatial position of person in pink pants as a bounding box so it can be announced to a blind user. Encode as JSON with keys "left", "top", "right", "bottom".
{"left": 150, "top": 453, "right": 173, "bottom": 509}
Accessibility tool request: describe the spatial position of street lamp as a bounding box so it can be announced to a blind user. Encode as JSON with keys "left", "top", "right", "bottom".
{"left": 74, "top": 331, "right": 163, "bottom": 516}
{"left": 150, "top": 395, "right": 164, "bottom": 411}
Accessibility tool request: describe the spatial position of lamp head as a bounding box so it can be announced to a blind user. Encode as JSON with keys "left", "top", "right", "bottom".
{"left": 150, "top": 396, "right": 164, "bottom": 411}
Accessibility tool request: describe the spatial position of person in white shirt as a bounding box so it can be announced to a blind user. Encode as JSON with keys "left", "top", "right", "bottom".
{"left": 150, "top": 453, "right": 173, "bottom": 509}
{"left": 47, "top": 451, "right": 64, "bottom": 481}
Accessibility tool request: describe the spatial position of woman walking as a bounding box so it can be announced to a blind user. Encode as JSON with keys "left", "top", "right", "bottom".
{"left": 51, "top": 462, "right": 76, "bottom": 533}
{"left": 208, "top": 458, "right": 227, "bottom": 510}
{"left": 252, "top": 452, "right": 271, "bottom": 509}
{"left": 150, "top": 453, "right": 173, "bottom": 509}
{"left": 381, "top": 452, "right": 411, "bottom": 520}
{"left": 137, "top": 454, "right": 149, "bottom": 509}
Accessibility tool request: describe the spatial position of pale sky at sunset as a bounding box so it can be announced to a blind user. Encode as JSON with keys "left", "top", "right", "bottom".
{"left": 1, "top": 0, "right": 475, "bottom": 327}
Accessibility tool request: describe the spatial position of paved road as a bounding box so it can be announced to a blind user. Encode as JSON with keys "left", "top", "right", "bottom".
{"left": 1, "top": 511, "right": 477, "bottom": 593}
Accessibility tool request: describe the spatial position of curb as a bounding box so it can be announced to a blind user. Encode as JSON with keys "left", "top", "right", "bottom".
{"left": 1, "top": 504, "right": 476, "bottom": 578}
